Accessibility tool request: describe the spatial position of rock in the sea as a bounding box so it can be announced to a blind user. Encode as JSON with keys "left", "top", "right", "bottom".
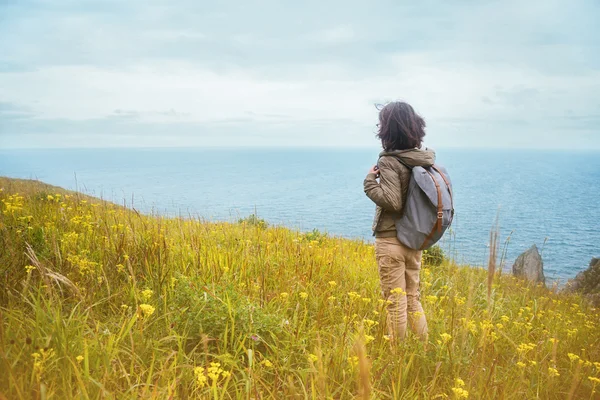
{"left": 512, "top": 245, "right": 545, "bottom": 285}
{"left": 564, "top": 258, "right": 600, "bottom": 306}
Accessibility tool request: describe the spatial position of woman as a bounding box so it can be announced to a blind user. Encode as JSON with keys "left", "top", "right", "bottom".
{"left": 363, "top": 101, "right": 435, "bottom": 340}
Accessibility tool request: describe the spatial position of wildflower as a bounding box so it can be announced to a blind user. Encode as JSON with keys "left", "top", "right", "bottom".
{"left": 567, "top": 353, "right": 580, "bottom": 363}
{"left": 364, "top": 335, "right": 375, "bottom": 344}
{"left": 349, "top": 356, "right": 359, "bottom": 367}
{"left": 426, "top": 295, "right": 438, "bottom": 303}
{"left": 589, "top": 377, "right": 600, "bottom": 384}
{"left": 455, "top": 297, "right": 466, "bottom": 305}
{"left": 348, "top": 291, "right": 360, "bottom": 300}
{"left": 299, "top": 292, "right": 308, "bottom": 300}
{"left": 139, "top": 304, "right": 155, "bottom": 318}
{"left": 307, "top": 354, "right": 318, "bottom": 363}
{"left": 76, "top": 355, "right": 84, "bottom": 363}
{"left": 280, "top": 292, "right": 289, "bottom": 299}
{"left": 47, "top": 195, "right": 54, "bottom": 201}
{"left": 207, "top": 362, "right": 224, "bottom": 382}
{"left": 328, "top": 281, "right": 337, "bottom": 287}
{"left": 221, "top": 370, "right": 231, "bottom": 378}
{"left": 327, "top": 295, "right": 336, "bottom": 302}
{"left": 451, "top": 387, "right": 469, "bottom": 398}
{"left": 516, "top": 343, "right": 536, "bottom": 355}
{"left": 530, "top": 361, "right": 537, "bottom": 366}
{"left": 25, "top": 265, "right": 36, "bottom": 274}
{"left": 440, "top": 333, "right": 452, "bottom": 344}
{"left": 363, "top": 319, "right": 378, "bottom": 328}
{"left": 455, "top": 378, "right": 465, "bottom": 387}
{"left": 194, "top": 367, "right": 208, "bottom": 388}
{"left": 500, "top": 315, "right": 510, "bottom": 323}
{"left": 517, "top": 362, "right": 526, "bottom": 368}
{"left": 390, "top": 287, "right": 405, "bottom": 295}
{"left": 361, "top": 297, "right": 371, "bottom": 303}
{"left": 261, "top": 359, "right": 274, "bottom": 368}
{"left": 548, "top": 367, "right": 560, "bottom": 377}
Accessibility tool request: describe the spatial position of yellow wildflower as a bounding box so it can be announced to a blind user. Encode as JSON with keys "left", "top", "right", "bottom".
{"left": 194, "top": 367, "right": 208, "bottom": 388}
{"left": 299, "top": 292, "right": 308, "bottom": 299}
{"left": 207, "top": 362, "right": 224, "bottom": 382}
{"left": 567, "top": 353, "right": 580, "bottom": 363}
{"left": 451, "top": 387, "right": 469, "bottom": 398}
{"left": 327, "top": 295, "right": 336, "bottom": 302}
{"left": 139, "top": 304, "right": 155, "bottom": 318}
{"left": 440, "top": 333, "right": 452, "bottom": 344}
{"left": 25, "top": 265, "right": 36, "bottom": 274}
{"left": 548, "top": 367, "right": 560, "bottom": 377}
{"left": 76, "top": 355, "right": 84, "bottom": 363}
{"left": 516, "top": 362, "right": 526, "bottom": 368}
{"left": 307, "top": 354, "right": 318, "bottom": 363}
{"left": 328, "top": 281, "right": 337, "bottom": 287}
{"left": 261, "top": 359, "right": 274, "bottom": 368}
{"left": 364, "top": 335, "right": 375, "bottom": 344}
{"left": 280, "top": 292, "right": 289, "bottom": 299}
{"left": 390, "top": 287, "right": 405, "bottom": 295}
{"left": 589, "top": 377, "right": 600, "bottom": 384}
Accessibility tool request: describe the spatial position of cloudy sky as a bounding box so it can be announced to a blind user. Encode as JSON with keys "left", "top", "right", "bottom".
{"left": 0, "top": 0, "right": 599, "bottom": 149}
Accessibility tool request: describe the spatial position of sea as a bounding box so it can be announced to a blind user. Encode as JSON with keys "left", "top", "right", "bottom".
{"left": 1, "top": 147, "right": 599, "bottom": 283}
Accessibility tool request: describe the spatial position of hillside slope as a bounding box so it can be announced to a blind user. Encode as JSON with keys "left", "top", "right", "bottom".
{"left": 1, "top": 177, "right": 599, "bottom": 399}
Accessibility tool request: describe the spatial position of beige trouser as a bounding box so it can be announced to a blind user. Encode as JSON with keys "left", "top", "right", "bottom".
{"left": 375, "top": 237, "right": 428, "bottom": 340}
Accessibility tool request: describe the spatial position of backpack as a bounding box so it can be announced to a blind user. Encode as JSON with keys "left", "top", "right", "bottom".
{"left": 393, "top": 158, "right": 454, "bottom": 250}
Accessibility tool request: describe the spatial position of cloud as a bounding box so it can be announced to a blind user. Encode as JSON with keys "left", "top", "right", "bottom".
{"left": 0, "top": 0, "right": 599, "bottom": 148}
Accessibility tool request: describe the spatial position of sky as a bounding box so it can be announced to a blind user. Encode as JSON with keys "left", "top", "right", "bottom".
{"left": 0, "top": 0, "right": 599, "bottom": 149}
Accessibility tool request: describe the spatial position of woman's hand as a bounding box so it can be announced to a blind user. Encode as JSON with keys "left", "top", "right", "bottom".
{"left": 368, "top": 165, "right": 380, "bottom": 176}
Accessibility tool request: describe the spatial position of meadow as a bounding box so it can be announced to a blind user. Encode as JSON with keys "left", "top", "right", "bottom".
{"left": 1, "top": 177, "right": 599, "bottom": 399}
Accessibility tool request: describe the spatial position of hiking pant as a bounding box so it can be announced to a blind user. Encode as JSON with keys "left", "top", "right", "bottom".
{"left": 375, "top": 237, "right": 428, "bottom": 340}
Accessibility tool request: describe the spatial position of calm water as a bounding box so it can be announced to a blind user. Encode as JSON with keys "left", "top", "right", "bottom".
{"left": 1, "top": 148, "right": 599, "bottom": 282}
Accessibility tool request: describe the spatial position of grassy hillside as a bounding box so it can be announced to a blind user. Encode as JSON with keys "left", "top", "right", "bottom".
{"left": 1, "top": 177, "right": 599, "bottom": 399}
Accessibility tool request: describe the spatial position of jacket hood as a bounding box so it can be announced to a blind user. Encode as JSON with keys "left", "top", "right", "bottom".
{"left": 379, "top": 147, "right": 436, "bottom": 167}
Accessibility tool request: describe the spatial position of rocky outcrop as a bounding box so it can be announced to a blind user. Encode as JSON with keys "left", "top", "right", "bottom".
{"left": 564, "top": 258, "right": 600, "bottom": 306}
{"left": 512, "top": 245, "right": 545, "bottom": 285}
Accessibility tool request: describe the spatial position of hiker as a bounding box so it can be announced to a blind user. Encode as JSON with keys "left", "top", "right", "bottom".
{"left": 363, "top": 101, "right": 436, "bottom": 341}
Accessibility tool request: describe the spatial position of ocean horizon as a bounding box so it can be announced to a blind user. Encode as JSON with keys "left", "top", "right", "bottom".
{"left": 1, "top": 147, "right": 599, "bottom": 283}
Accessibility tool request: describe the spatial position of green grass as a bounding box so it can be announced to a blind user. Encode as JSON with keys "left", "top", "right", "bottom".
{"left": 1, "top": 177, "right": 599, "bottom": 399}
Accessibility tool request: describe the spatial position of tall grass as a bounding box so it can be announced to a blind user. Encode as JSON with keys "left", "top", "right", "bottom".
{"left": 1, "top": 177, "right": 599, "bottom": 399}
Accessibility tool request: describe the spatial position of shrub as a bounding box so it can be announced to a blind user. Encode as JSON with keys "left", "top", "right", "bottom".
{"left": 423, "top": 245, "right": 445, "bottom": 266}
{"left": 237, "top": 214, "right": 268, "bottom": 229}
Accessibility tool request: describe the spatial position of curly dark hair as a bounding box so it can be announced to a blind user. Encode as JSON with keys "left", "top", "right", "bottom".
{"left": 376, "top": 101, "right": 426, "bottom": 151}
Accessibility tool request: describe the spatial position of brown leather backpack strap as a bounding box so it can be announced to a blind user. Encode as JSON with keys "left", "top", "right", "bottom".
{"left": 431, "top": 165, "right": 451, "bottom": 190}
{"left": 419, "top": 169, "right": 444, "bottom": 250}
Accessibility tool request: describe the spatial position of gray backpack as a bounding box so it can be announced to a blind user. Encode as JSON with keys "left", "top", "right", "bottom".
{"left": 394, "top": 159, "right": 454, "bottom": 250}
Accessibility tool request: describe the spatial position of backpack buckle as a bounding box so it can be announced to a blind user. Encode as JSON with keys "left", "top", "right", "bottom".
{"left": 437, "top": 211, "right": 444, "bottom": 219}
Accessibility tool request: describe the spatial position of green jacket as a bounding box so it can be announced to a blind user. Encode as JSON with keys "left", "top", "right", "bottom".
{"left": 364, "top": 148, "right": 436, "bottom": 237}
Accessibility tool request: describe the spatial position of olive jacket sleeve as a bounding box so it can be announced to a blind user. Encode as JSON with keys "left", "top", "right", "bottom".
{"left": 363, "top": 156, "right": 403, "bottom": 213}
